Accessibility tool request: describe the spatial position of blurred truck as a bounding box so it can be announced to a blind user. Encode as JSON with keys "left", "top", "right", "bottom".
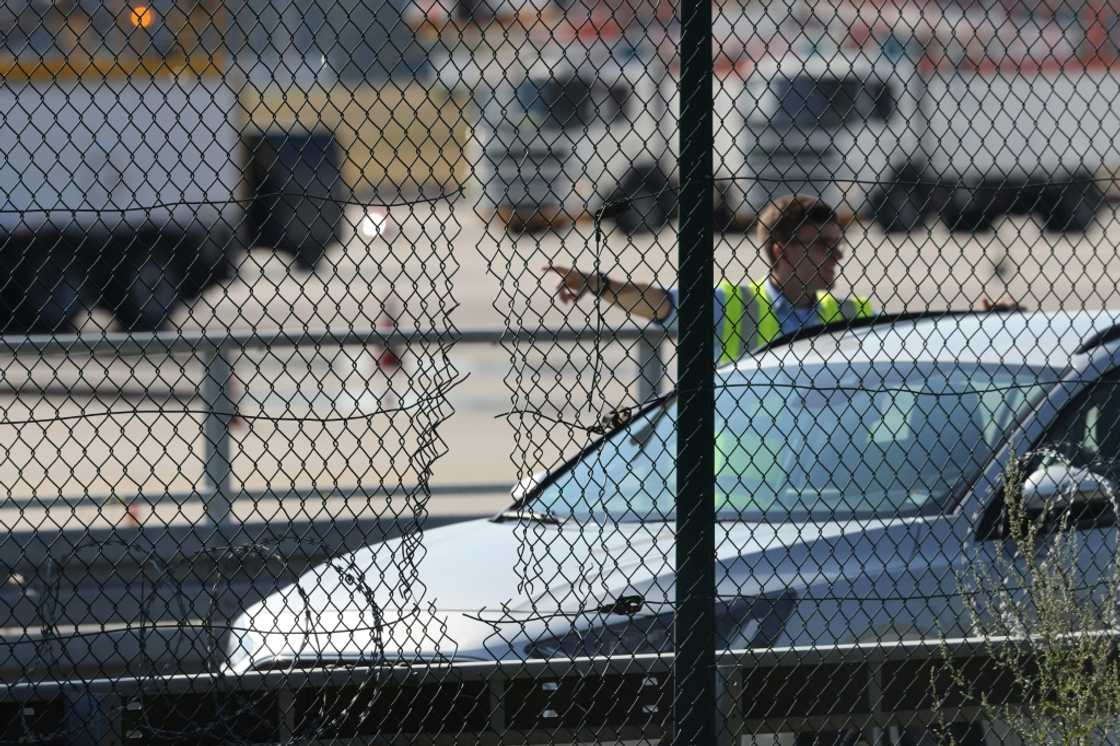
{"left": 469, "top": 3, "right": 1120, "bottom": 235}
{"left": 470, "top": 31, "right": 748, "bottom": 234}
{"left": 474, "top": 36, "right": 669, "bottom": 233}
{"left": 0, "top": 0, "right": 343, "bottom": 335}
{"left": 736, "top": 24, "right": 1120, "bottom": 233}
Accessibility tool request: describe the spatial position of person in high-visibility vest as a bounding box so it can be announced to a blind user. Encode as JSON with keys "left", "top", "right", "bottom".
{"left": 546, "top": 193, "right": 1020, "bottom": 508}
{"left": 547, "top": 194, "right": 870, "bottom": 509}
{"left": 546, "top": 194, "right": 874, "bottom": 364}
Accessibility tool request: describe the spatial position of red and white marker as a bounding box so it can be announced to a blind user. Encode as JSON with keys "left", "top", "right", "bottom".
{"left": 374, "top": 294, "right": 403, "bottom": 411}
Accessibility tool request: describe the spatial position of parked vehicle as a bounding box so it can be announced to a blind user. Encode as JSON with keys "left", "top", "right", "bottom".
{"left": 465, "top": 2, "right": 1120, "bottom": 236}
{"left": 0, "top": 0, "right": 343, "bottom": 335}
{"left": 469, "top": 31, "right": 748, "bottom": 234}
{"left": 473, "top": 36, "right": 670, "bottom": 233}
{"left": 224, "top": 309, "right": 1120, "bottom": 743}
{"left": 741, "top": 26, "right": 1120, "bottom": 233}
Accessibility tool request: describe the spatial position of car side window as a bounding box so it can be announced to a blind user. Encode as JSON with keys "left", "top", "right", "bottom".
{"left": 1034, "top": 370, "right": 1120, "bottom": 486}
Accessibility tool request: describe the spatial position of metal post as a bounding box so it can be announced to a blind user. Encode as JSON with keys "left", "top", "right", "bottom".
{"left": 674, "top": 0, "right": 715, "bottom": 739}
{"left": 202, "top": 344, "right": 234, "bottom": 529}
{"left": 636, "top": 332, "right": 664, "bottom": 403}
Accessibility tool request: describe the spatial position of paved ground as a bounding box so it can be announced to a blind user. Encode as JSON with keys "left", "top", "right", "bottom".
{"left": 2, "top": 201, "right": 1119, "bottom": 532}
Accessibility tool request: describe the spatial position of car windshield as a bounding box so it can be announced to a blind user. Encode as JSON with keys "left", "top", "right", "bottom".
{"left": 526, "top": 361, "right": 1055, "bottom": 523}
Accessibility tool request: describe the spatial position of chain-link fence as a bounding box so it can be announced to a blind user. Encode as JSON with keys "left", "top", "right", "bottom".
{"left": 5, "top": 0, "right": 1120, "bottom": 743}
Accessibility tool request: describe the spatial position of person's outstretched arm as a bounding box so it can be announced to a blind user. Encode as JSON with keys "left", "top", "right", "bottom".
{"left": 544, "top": 265, "right": 673, "bottom": 322}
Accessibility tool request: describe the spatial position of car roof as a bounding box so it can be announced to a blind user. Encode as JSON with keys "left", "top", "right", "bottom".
{"left": 733, "top": 310, "right": 1120, "bottom": 373}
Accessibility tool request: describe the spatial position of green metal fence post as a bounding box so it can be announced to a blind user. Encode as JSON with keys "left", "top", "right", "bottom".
{"left": 674, "top": 0, "right": 715, "bottom": 738}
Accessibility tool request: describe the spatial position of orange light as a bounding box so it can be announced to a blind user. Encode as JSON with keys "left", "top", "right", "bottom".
{"left": 129, "top": 5, "right": 155, "bottom": 28}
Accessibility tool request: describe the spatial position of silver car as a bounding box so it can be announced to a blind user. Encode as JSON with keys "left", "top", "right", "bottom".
{"left": 226, "top": 311, "right": 1120, "bottom": 715}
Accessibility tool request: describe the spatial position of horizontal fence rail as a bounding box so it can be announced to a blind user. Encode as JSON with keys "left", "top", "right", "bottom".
{"left": 0, "top": 325, "right": 670, "bottom": 514}
{"left": 0, "top": 637, "right": 1054, "bottom": 745}
{"left": 0, "top": 326, "right": 672, "bottom": 356}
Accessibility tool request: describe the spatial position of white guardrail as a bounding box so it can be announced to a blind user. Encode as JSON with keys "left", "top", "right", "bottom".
{"left": 0, "top": 325, "right": 671, "bottom": 521}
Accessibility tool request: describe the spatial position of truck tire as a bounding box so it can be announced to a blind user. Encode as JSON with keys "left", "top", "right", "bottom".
{"left": 105, "top": 248, "right": 183, "bottom": 332}
{"left": 246, "top": 131, "right": 344, "bottom": 270}
{"left": 713, "top": 182, "right": 745, "bottom": 233}
{"left": 179, "top": 228, "right": 237, "bottom": 301}
{"left": 613, "top": 166, "right": 675, "bottom": 235}
{"left": 0, "top": 238, "right": 83, "bottom": 334}
{"left": 941, "top": 190, "right": 995, "bottom": 234}
{"left": 1039, "top": 181, "right": 1102, "bottom": 233}
{"left": 869, "top": 180, "right": 928, "bottom": 234}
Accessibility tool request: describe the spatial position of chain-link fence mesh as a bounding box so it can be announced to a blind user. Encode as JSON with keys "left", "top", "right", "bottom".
{"left": 4, "top": 0, "right": 1120, "bottom": 743}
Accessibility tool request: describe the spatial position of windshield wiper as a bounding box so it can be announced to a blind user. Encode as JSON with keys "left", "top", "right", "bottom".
{"left": 496, "top": 509, "right": 564, "bottom": 526}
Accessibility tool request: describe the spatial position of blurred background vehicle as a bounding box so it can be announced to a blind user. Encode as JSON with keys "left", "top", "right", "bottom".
{"left": 0, "top": 0, "right": 467, "bottom": 335}
{"left": 7, "top": 0, "right": 1119, "bottom": 335}
{"left": 414, "top": 0, "right": 1120, "bottom": 236}
{"left": 740, "top": 17, "right": 1120, "bottom": 234}
{"left": 0, "top": 0, "right": 247, "bottom": 333}
{"left": 471, "top": 35, "right": 684, "bottom": 234}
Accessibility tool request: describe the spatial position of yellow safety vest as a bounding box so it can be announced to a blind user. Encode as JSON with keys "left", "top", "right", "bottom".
{"left": 716, "top": 280, "right": 873, "bottom": 366}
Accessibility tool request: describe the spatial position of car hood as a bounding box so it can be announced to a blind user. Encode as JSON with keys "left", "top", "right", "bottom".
{"left": 225, "top": 514, "right": 926, "bottom": 671}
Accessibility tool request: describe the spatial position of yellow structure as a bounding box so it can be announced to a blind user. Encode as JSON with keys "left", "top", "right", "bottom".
{"left": 241, "top": 81, "right": 471, "bottom": 195}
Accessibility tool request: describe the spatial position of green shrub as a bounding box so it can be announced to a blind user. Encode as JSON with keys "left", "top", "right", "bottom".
{"left": 938, "top": 452, "right": 1120, "bottom": 746}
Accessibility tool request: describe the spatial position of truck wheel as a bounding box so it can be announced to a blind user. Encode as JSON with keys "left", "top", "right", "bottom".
{"left": 870, "top": 183, "right": 927, "bottom": 234}
{"left": 0, "top": 236, "right": 84, "bottom": 334}
{"left": 613, "top": 167, "right": 675, "bottom": 235}
{"left": 110, "top": 253, "right": 183, "bottom": 332}
{"left": 942, "top": 191, "right": 995, "bottom": 234}
{"left": 1039, "top": 182, "right": 1102, "bottom": 233}
{"left": 181, "top": 228, "right": 237, "bottom": 296}
{"left": 1, "top": 269, "right": 82, "bottom": 334}
{"left": 713, "top": 198, "right": 743, "bottom": 233}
